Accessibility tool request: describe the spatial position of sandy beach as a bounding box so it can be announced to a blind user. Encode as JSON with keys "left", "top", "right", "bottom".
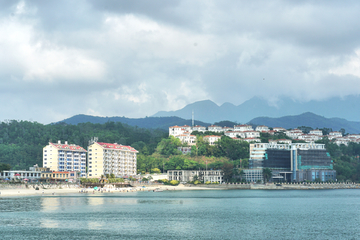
{"left": 0, "top": 185, "right": 214, "bottom": 197}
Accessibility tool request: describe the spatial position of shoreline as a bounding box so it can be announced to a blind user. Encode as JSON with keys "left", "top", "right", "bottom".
{"left": 1, "top": 183, "right": 359, "bottom": 197}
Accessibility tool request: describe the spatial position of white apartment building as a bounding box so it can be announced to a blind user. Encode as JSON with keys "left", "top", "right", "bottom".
{"left": 334, "top": 138, "right": 350, "bottom": 146}
{"left": 255, "top": 125, "right": 269, "bottom": 132}
{"left": 285, "top": 129, "right": 303, "bottom": 139}
{"left": 43, "top": 141, "right": 87, "bottom": 177}
{"left": 273, "top": 127, "right": 286, "bottom": 132}
{"left": 176, "top": 134, "right": 197, "bottom": 146}
{"left": 225, "top": 131, "right": 246, "bottom": 138}
{"left": 297, "top": 134, "right": 323, "bottom": 142}
{"left": 192, "top": 125, "right": 206, "bottom": 132}
{"left": 329, "top": 131, "right": 343, "bottom": 137}
{"left": 234, "top": 124, "right": 253, "bottom": 131}
{"left": 208, "top": 125, "right": 224, "bottom": 132}
{"left": 169, "top": 126, "right": 187, "bottom": 137}
{"left": 203, "top": 135, "right": 222, "bottom": 145}
{"left": 244, "top": 131, "right": 260, "bottom": 138}
{"left": 269, "top": 139, "right": 292, "bottom": 144}
{"left": 243, "top": 138, "right": 261, "bottom": 143}
{"left": 309, "top": 129, "right": 323, "bottom": 136}
{"left": 87, "top": 141, "right": 138, "bottom": 178}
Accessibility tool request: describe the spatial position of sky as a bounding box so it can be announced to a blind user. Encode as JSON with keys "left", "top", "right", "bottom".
{"left": 1, "top": 0, "right": 360, "bottom": 124}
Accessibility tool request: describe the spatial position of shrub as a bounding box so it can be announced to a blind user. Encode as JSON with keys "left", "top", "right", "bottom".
{"left": 169, "top": 180, "right": 180, "bottom": 186}
{"left": 205, "top": 181, "right": 211, "bottom": 185}
{"left": 193, "top": 180, "right": 201, "bottom": 185}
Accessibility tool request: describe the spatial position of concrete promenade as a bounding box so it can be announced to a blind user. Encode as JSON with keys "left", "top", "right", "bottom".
{"left": 190, "top": 182, "right": 360, "bottom": 190}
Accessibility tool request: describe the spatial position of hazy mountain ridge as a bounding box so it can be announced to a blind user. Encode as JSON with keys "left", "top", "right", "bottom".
{"left": 249, "top": 112, "right": 360, "bottom": 134}
{"left": 151, "top": 95, "right": 360, "bottom": 123}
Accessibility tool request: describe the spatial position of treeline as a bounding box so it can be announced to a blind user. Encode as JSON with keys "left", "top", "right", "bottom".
{"left": 316, "top": 138, "right": 360, "bottom": 182}
{"left": 0, "top": 120, "right": 166, "bottom": 170}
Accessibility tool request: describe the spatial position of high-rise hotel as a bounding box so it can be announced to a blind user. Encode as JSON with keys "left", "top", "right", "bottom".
{"left": 43, "top": 141, "right": 87, "bottom": 177}
{"left": 87, "top": 141, "right": 138, "bottom": 178}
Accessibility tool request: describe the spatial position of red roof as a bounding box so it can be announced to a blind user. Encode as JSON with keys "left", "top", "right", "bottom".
{"left": 97, "top": 142, "right": 138, "bottom": 152}
{"left": 50, "top": 143, "right": 87, "bottom": 152}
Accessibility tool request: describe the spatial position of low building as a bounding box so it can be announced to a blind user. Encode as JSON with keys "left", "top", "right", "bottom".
{"left": 0, "top": 166, "right": 43, "bottom": 181}
{"left": 41, "top": 171, "right": 79, "bottom": 182}
{"left": 167, "top": 170, "right": 224, "bottom": 183}
{"left": 243, "top": 169, "right": 263, "bottom": 182}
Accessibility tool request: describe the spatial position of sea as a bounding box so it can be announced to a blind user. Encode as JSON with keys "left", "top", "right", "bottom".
{"left": 0, "top": 189, "right": 359, "bottom": 240}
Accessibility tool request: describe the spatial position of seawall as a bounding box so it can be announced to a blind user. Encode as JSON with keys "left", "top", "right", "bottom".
{"left": 188, "top": 182, "right": 360, "bottom": 190}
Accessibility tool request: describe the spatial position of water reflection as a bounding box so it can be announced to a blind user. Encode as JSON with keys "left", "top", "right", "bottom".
{"left": 88, "top": 197, "right": 104, "bottom": 206}
{"left": 137, "top": 199, "right": 185, "bottom": 204}
{"left": 41, "top": 197, "right": 60, "bottom": 212}
{"left": 87, "top": 221, "right": 104, "bottom": 230}
{"left": 41, "top": 219, "right": 59, "bottom": 229}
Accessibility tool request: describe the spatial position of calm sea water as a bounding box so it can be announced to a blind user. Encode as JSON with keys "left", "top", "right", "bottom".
{"left": 0, "top": 189, "right": 359, "bottom": 239}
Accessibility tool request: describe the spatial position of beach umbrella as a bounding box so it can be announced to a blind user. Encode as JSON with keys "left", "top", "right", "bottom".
{"left": 4, "top": 178, "right": 9, "bottom": 180}
{"left": 14, "top": 173, "right": 21, "bottom": 176}
{"left": 23, "top": 178, "right": 29, "bottom": 181}
{"left": 94, "top": 187, "right": 98, "bottom": 190}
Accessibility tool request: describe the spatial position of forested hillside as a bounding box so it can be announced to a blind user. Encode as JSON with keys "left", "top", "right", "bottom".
{"left": 1, "top": 119, "right": 360, "bottom": 182}
{"left": 0, "top": 120, "right": 166, "bottom": 170}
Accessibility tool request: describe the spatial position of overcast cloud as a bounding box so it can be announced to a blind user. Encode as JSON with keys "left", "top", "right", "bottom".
{"left": 1, "top": 0, "right": 360, "bottom": 123}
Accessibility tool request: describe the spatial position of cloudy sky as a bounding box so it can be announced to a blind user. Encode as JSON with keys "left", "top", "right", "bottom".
{"left": 1, "top": 0, "right": 360, "bottom": 124}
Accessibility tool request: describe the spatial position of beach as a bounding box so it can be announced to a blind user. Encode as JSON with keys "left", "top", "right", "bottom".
{"left": 0, "top": 184, "right": 214, "bottom": 197}
{"left": 1, "top": 182, "right": 359, "bottom": 197}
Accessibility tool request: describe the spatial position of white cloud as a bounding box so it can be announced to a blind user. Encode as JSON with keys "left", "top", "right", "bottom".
{"left": 0, "top": 0, "right": 360, "bottom": 123}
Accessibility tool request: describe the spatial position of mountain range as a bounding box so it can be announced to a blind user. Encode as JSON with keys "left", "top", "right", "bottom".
{"left": 58, "top": 112, "right": 360, "bottom": 134}
{"left": 250, "top": 112, "right": 360, "bottom": 134}
{"left": 57, "top": 114, "right": 211, "bottom": 130}
{"left": 151, "top": 95, "right": 360, "bottom": 124}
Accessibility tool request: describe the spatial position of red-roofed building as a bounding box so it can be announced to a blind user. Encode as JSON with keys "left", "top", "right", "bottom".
{"left": 87, "top": 141, "right": 138, "bottom": 178}
{"left": 43, "top": 140, "right": 87, "bottom": 177}
{"left": 203, "top": 135, "right": 221, "bottom": 145}
{"left": 234, "top": 124, "right": 253, "bottom": 132}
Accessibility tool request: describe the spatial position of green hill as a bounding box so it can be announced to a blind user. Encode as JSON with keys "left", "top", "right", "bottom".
{"left": 57, "top": 114, "right": 211, "bottom": 130}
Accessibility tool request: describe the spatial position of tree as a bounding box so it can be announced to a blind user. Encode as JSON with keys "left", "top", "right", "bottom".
{"left": 339, "top": 128, "right": 346, "bottom": 136}
{"left": 0, "top": 163, "right": 11, "bottom": 171}
{"left": 262, "top": 168, "right": 272, "bottom": 183}
{"left": 221, "top": 162, "right": 234, "bottom": 182}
